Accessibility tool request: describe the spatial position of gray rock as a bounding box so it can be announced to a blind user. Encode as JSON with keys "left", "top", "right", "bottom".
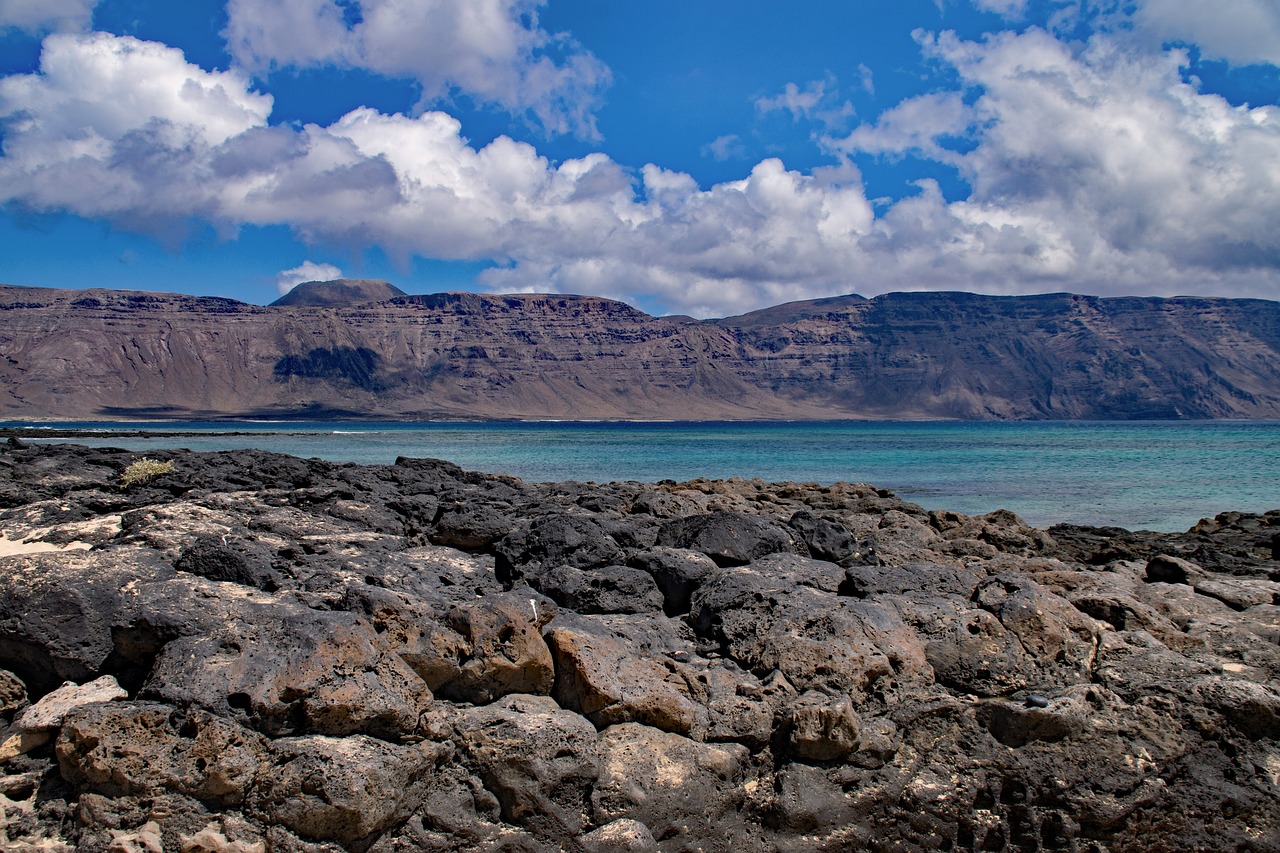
{"left": 626, "top": 547, "right": 717, "bottom": 615}
{"left": 657, "top": 511, "right": 800, "bottom": 567}
{"left": 451, "top": 694, "right": 600, "bottom": 841}
{"left": 57, "top": 701, "right": 269, "bottom": 805}
{"left": 249, "top": 734, "right": 442, "bottom": 845}
{"left": 592, "top": 723, "right": 748, "bottom": 844}
{"left": 533, "top": 565, "right": 663, "bottom": 615}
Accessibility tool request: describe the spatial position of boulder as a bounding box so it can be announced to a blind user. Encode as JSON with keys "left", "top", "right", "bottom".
{"left": 451, "top": 694, "right": 599, "bottom": 841}
{"left": 625, "top": 547, "right": 717, "bottom": 615}
{"left": 657, "top": 511, "right": 800, "bottom": 567}
{"left": 437, "top": 591, "right": 557, "bottom": 703}
{"left": 786, "top": 691, "right": 861, "bottom": 762}
{"left": 494, "top": 515, "right": 624, "bottom": 583}
{"left": 592, "top": 723, "right": 749, "bottom": 843}
{"left": 57, "top": 701, "right": 269, "bottom": 805}
{"left": 144, "top": 607, "right": 431, "bottom": 739}
{"left": 249, "top": 734, "right": 441, "bottom": 846}
{"left": 532, "top": 565, "right": 662, "bottom": 615}
{"left": 545, "top": 618, "right": 703, "bottom": 735}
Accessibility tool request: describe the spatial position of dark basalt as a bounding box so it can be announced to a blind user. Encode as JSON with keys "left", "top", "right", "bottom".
{"left": 1, "top": 441, "right": 1278, "bottom": 852}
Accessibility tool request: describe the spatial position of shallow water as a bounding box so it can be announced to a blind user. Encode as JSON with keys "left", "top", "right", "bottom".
{"left": 7, "top": 419, "right": 1279, "bottom": 532}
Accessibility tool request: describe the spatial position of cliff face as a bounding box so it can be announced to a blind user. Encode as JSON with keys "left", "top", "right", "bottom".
{"left": 1, "top": 283, "right": 1278, "bottom": 420}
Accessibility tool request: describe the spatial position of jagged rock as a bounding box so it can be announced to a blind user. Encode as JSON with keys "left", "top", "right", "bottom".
{"left": 545, "top": 618, "right": 703, "bottom": 735}
{"left": 532, "top": 565, "right": 662, "bottom": 615}
{"left": 690, "top": 554, "right": 925, "bottom": 695}
{"left": 1145, "top": 553, "right": 1207, "bottom": 585}
{"left": 249, "top": 734, "right": 442, "bottom": 845}
{"left": 0, "top": 669, "right": 26, "bottom": 717}
{"left": 57, "top": 702, "right": 268, "bottom": 805}
{"left": 657, "top": 511, "right": 800, "bottom": 567}
{"left": 2, "top": 442, "right": 1279, "bottom": 852}
{"left": 495, "top": 515, "right": 624, "bottom": 583}
{"left": 0, "top": 546, "right": 174, "bottom": 693}
{"left": 580, "top": 819, "right": 657, "bottom": 852}
{"left": 592, "top": 723, "right": 749, "bottom": 844}
{"left": 16, "top": 675, "right": 126, "bottom": 732}
{"left": 451, "top": 694, "right": 600, "bottom": 841}
{"left": 143, "top": 606, "right": 431, "bottom": 739}
{"left": 439, "top": 591, "right": 556, "bottom": 703}
{"left": 625, "top": 546, "right": 717, "bottom": 616}
{"left": 973, "top": 575, "right": 1105, "bottom": 679}
{"left": 786, "top": 691, "right": 862, "bottom": 762}
{"left": 787, "top": 510, "right": 858, "bottom": 563}
{"left": 174, "top": 536, "right": 282, "bottom": 591}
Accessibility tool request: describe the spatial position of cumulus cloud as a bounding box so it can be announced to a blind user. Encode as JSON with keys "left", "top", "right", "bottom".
{"left": 1134, "top": 0, "right": 1280, "bottom": 67}
{"left": 277, "top": 261, "right": 343, "bottom": 294}
{"left": 0, "top": 0, "right": 99, "bottom": 33}
{"left": 222, "top": 0, "right": 610, "bottom": 137}
{"left": 2, "top": 28, "right": 1279, "bottom": 317}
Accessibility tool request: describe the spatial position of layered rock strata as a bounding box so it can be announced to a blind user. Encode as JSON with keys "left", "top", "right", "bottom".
{"left": 0, "top": 441, "right": 1278, "bottom": 851}
{"left": 2, "top": 283, "right": 1279, "bottom": 420}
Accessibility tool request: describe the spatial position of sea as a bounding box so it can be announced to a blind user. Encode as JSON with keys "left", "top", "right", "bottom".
{"left": 5, "top": 420, "right": 1279, "bottom": 533}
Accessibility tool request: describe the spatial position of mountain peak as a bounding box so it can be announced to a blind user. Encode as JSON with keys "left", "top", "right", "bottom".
{"left": 270, "top": 279, "right": 406, "bottom": 307}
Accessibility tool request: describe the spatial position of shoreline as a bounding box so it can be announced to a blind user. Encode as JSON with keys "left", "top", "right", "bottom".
{"left": 0, "top": 441, "right": 1277, "bottom": 849}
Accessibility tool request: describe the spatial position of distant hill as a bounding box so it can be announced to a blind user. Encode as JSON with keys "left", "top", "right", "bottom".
{"left": 270, "top": 279, "right": 406, "bottom": 307}
{"left": 1, "top": 283, "right": 1278, "bottom": 421}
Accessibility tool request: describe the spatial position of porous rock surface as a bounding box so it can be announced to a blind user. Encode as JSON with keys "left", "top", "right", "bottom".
{"left": 0, "top": 441, "right": 1278, "bottom": 852}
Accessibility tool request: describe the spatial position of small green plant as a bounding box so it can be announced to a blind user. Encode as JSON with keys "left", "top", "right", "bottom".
{"left": 120, "top": 457, "right": 174, "bottom": 488}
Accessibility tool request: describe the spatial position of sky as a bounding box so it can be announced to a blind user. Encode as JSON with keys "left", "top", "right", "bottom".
{"left": 0, "top": 0, "right": 1278, "bottom": 318}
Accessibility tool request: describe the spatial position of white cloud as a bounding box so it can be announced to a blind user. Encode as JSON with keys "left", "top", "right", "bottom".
{"left": 972, "top": 0, "right": 1028, "bottom": 20}
{"left": 1134, "top": 0, "right": 1280, "bottom": 67}
{"left": 222, "top": 0, "right": 610, "bottom": 138}
{"left": 702, "top": 134, "right": 745, "bottom": 162}
{"left": 277, "top": 261, "right": 343, "bottom": 294}
{"left": 756, "top": 78, "right": 855, "bottom": 130}
{"left": 2, "top": 28, "right": 1279, "bottom": 318}
{"left": 832, "top": 91, "right": 970, "bottom": 161}
{"left": 0, "top": 0, "right": 99, "bottom": 33}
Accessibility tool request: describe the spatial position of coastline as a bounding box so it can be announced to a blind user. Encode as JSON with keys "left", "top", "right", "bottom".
{"left": 0, "top": 441, "right": 1277, "bottom": 850}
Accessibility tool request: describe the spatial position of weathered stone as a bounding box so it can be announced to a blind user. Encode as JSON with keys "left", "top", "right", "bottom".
{"left": 16, "top": 675, "right": 126, "bottom": 732}
{"left": 495, "top": 515, "right": 624, "bottom": 583}
{"left": 532, "top": 565, "right": 662, "bottom": 615}
{"left": 545, "top": 619, "right": 703, "bottom": 735}
{"left": 452, "top": 694, "right": 599, "bottom": 841}
{"left": 57, "top": 701, "right": 268, "bottom": 805}
{"left": 250, "top": 734, "right": 440, "bottom": 845}
{"left": 437, "top": 591, "right": 556, "bottom": 703}
{"left": 580, "top": 819, "right": 657, "bottom": 852}
{"left": 788, "top": 510, "right": 857, "bottom": 563}
{"left": 592, "top": 723, "right": 748, "bottom": 843}
{"left": 1194, "top": 577, "right": 1280, "bottom": 611}
{"left": 625, "top": 547, "right": 717, "bottom": 615}
{"left": 1145, "top": 554, "right": 1207, "bottom": 585}
{"left": 174, "top": 535, "right": 282, "bottom": 591}
{"left": 0, "top": 668, "right": 27, "bottom": 716}
{"left": 144, "top": 609, "right": 430, "bottom": 739}
{"left": 787, "top": 691, "right": 861, "bottom": 762}
{"left": 657, "top": 511, "right": 800, "bottom": 567}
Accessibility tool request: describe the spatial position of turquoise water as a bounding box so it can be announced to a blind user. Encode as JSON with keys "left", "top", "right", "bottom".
{"left": 6, "top": 420, "right": 1279, "bottom": 532}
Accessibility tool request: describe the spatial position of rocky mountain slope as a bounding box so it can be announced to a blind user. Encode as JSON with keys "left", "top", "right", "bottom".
{"left": 2, "top": 283, "right": 1279, "bottom": 420}
{"left": 0, "top": 441, "right": 1277, "bottom": 851}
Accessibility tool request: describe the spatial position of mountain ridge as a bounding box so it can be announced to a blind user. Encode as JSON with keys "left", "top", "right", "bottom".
{"left": 2, "top": 283, "right": 1278, "bottom": 421}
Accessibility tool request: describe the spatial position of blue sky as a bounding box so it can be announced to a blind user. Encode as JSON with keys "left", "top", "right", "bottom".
{"left": 1, "top": 0, "right": 1278, "bottom": 317}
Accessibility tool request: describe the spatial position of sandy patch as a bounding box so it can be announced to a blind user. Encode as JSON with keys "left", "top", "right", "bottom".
{"left": 0, "top": 534, "right": 92, "bottom": 557}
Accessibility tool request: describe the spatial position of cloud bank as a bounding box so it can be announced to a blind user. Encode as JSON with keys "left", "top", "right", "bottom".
{"left": 222, "top": 0, "right": 610, "bottom": 138}
{"left": 1, "top": 9, "right": 1278, "bottom": 317}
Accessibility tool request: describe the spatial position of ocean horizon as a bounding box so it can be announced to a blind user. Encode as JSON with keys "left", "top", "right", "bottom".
{"left": 6, "top": 419, "right": 1279, "bottom": 534}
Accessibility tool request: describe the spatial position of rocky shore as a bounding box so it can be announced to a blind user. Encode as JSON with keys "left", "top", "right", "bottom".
{"left": 0, "top": 440, "right": 1277, "bottom": 852}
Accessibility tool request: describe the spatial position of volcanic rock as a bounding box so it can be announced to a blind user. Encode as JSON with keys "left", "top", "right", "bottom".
{"left": 0, "top": 441, "right": 1278, "bottom": 851}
